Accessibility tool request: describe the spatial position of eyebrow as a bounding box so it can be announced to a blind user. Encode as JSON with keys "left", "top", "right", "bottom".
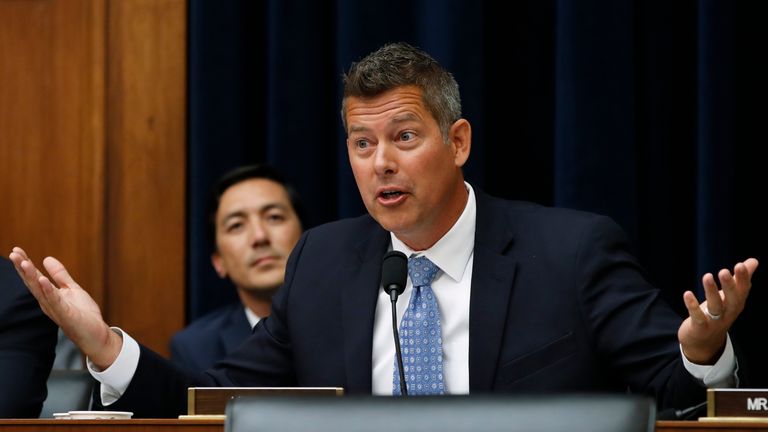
{"left": 348, "top": 113, "right": 421, "bottom": 134}
{"left": 390, "top": 113, "right": 420, "bottom": 124}
{"left": 348, "top": 125, "right": 370, "bottom": 134}
{"left": 220, "top": 203, "right": 289, "bottom": 225}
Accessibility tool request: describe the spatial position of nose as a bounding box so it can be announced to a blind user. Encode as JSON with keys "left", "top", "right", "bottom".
{"left": 249, "top": 218, "right": 269, "bottom": 247}
{"left": 373, "top": 142, "right": 397, "bottom": 176}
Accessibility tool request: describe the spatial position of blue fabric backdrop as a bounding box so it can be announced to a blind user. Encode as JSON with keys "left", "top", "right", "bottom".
{"left": 186, "top": 0, "right": 766, "bottom": 384}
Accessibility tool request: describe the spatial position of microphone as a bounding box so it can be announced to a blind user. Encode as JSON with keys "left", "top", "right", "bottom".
{"left": 381, "top": 250, "right": 408, "bottom": 396}
{"left": 382, "top": 250, "right": 407, "bottom": 299}
{"left": 656, "top": 401, "right": 708, "bottom": 420}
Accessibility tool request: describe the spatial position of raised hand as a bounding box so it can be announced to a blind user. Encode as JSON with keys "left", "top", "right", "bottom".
{"left": 678, "top": 258, "right": 759, "bottom": 364}
{"left": 8, "top": 247, "right": 122, "bottom": 369}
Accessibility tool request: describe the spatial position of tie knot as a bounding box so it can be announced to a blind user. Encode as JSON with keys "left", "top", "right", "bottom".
{"left": 408, "top": 256, "right": 439, "bottom": 287}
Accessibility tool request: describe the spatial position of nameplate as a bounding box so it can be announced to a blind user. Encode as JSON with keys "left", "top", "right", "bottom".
{"left": 187, "top": 387, "right": 344, "bottom": 415}
{"left": 707, "top": 389, "right": 768, "bottom": 417}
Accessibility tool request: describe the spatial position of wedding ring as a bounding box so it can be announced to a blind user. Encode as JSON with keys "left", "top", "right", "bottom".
{"left": 705, "top": 306, "right": 722, "bottom": 321}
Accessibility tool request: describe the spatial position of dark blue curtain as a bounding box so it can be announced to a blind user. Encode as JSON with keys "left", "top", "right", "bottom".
{"left": 187, "top": 0, "right": 766, "bottom": 384}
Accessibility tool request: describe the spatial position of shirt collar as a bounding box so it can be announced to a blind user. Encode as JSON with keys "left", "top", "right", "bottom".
{"left": 390, "top": 182, "right": 476, "bottom": 282}
{"left": 244, "top": 306, "right": 260, "bottom": 328}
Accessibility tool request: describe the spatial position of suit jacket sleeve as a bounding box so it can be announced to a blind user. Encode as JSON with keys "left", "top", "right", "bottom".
{"left": 0, "top": 259, "right": 58, "bottom": 418}
{"left": 106, "top": 233, "right": 308, "bottom": 417}
{"left": 575, "top": 215, "right": 705, "bottom": 408}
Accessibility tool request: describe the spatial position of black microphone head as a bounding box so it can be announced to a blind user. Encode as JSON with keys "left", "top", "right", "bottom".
{"left": 381, "top": 250, "right": 408, "bottom": 296}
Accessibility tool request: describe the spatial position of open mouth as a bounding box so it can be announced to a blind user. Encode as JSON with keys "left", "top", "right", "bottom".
{"left": 380, "top": 190, "right": 404, "bottom": 199}
{"left": 377, "top": 189, "right": 407, "bottom": 206}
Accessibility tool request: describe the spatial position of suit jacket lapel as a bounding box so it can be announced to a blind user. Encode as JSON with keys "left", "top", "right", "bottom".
{"left": 341, "top": 220, "right": 390, "bottom": 394}
{"left": 220, "top": 304, "right": 252, "bottom": 355}
{"left": 469, "top": 191, "right": 517, "bottom": 392}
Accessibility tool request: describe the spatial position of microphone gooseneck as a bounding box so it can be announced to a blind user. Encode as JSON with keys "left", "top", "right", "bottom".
{"left": 656, "top": 400, "right": 708, "bottom": 420}
{"left": 381, "top": 250, "right": 408, "bottom": 396}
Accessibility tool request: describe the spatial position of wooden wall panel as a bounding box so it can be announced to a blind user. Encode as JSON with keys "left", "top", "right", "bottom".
{"left": 0, "top": 0, "right": 106, "bottom": 305}
{"left": 105, "top": 0, "right": 186, "bottom": 356}
{"left": 0, "top": 0, "right": 186, "bottom": 358}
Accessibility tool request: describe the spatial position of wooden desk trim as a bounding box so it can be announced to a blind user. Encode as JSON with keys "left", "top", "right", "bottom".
{"left": 0, "top": 419, "right": 223, "bottom": 432}
{"left": 658, "top": 421, "right": 768, "bottom": 431}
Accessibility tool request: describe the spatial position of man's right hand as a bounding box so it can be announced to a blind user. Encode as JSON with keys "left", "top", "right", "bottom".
{"left": 8, "top": 247, "right": 122, "bottom": 369}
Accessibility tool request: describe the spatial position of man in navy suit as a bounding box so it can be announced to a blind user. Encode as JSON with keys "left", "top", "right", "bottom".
{"left": 0, "top": 257, "right": 57, "bottom": 417}
{"left": 9, "top": 42, "right": 758, "bottom": 418}
{"left": 170, "top": 165, "right": 304, "bottom": 370}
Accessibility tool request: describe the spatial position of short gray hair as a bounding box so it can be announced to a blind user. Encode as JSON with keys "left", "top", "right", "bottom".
{"left": 341, "top": 42, "right": 462, "bottom": 141}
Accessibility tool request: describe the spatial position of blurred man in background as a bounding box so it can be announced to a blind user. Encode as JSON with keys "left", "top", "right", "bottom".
{"left": 170, "top": 165, "right": 304, "bottom": 370}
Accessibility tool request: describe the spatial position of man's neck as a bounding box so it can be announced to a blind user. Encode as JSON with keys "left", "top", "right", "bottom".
{"left": 395, "top": 181, "right": 469, "bottom": 251}
{"left": 237, "top": 289, "right": 273, "bottom": 318}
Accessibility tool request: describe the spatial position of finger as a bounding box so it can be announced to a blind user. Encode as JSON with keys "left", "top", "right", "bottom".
{"left": 17, "top": 259, "right": 55, "bottom": 305}
{"left": 17, "top": 256, "right": 50, "bottom": 289}
{"left": 734, "top": 260, "right": 757, "bottom": 294}
{"left": 683, "top": 290, "right": 707, "bottom": 324}
{"left": 716, "top": 268, "right": 736, "bottom": 308}
{"left": 37, "top": 273, "right": 66, "bottom": 313}
{"left": 702, "top": 273, "right": 724, "bottom": 315}
{"left": 8, "top": 249, "right": 36, "bottom": 281}
{"left": 11, "top": 246, "right": 29, "bottom": 261}
{"left": 743, "top": 258, "right": 759, "bottom": 276}
{"left": 42, "top": 256, "right": 78, "bottom": 288}
{"left": 8, "top": 251, "right": 23, "bottom": 268}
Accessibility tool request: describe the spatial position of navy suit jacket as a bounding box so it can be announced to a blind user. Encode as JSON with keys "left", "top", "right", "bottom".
{"left": 170, "top": 303, "right": 253, "bottom": 371}
{"left": 112, "top": 191, "right": 705, "bottom": 417}
{"left": 0, "top": 258, "right": 57, "bottom": 417}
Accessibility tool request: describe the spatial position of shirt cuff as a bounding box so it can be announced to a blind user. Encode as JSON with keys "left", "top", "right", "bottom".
{"left": 680, "top": 334, "right": 738, "bottom": 388}
{"left": 86, "top": 327, "right": 141, "bottom": 406}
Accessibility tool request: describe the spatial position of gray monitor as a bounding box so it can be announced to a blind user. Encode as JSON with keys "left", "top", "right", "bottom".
{"left": 225, "top": 394, "right": 656, "bottom": 432}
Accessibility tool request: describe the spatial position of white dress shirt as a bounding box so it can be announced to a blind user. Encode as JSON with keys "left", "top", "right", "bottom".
{"left": 371, "top": 183, "right": 476, "bottom": 394}
{"left": 90, "top": 182, "right": 735, "bottom": 404}
{"left": 244, "top": 307, "right": 261, "bottom": 329}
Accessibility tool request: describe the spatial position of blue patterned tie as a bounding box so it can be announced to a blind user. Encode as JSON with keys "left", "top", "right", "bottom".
{"left": 393, "top": 256, "right": 444, "bottom": 395}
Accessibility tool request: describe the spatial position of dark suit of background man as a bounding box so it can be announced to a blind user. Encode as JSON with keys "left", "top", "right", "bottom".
{"left": 171, "top": 165, "right": 304, "bottom": 370}
{"left": 9, "top": 42, "right": 758, "bottom": 418}
{"left": 0, "top": 257, "right": 57, "bottom": 417}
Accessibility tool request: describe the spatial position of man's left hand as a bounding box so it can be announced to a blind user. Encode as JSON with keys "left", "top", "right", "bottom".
{"left": 679, "top": 258, "right": 759, "bottom": 364}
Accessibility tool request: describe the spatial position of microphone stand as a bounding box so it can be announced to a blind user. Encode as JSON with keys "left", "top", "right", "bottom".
{"left": 389, "top": 288, "right": 408, "bottom": 396}
{"left": 381, "top": 250, "right": 409, "bottom": 396}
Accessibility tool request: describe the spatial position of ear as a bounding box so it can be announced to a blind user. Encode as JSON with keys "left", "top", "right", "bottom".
{"left": 448, "top": 119, "right": 471, "bottom": 167}
{"left": 211, "top": 253, "right": 227, "bottom": 279}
